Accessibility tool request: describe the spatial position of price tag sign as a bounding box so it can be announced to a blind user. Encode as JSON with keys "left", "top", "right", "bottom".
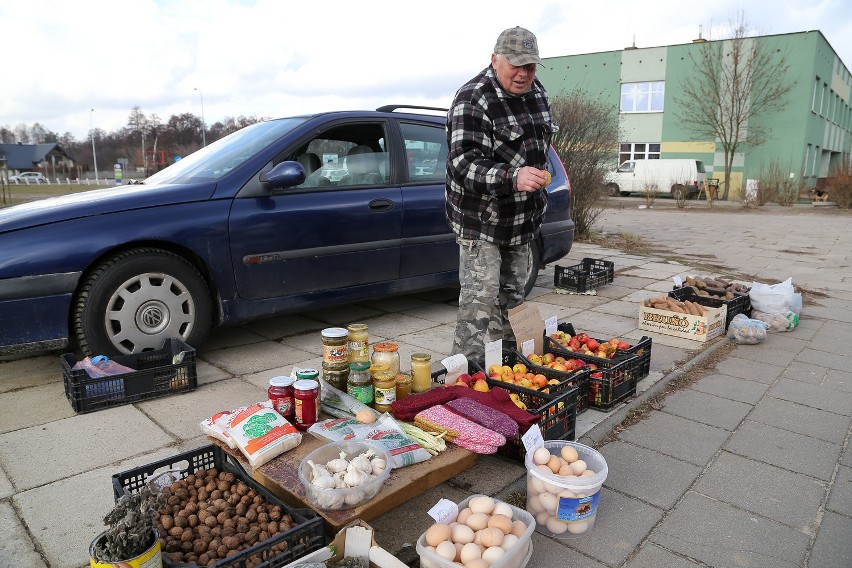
{"left": 544, "top": 315, "right": 558, "bottom": 337}
{"left": 428, "top": 498, "right": 459, "bottom": 524}
{"left": 521, "top": 338, "right": 535, "bottom": 357}
{"left": 673, "top": 275, "right": 683, "bottom": 287}
{"left": 521, "top": 425, "right": 545, "bottom": 456}
{"left": 484, "top": 340, "right": 502, "bottom": 375}
{"left": 441, "top": 354, "right": 468, "bottom": 385}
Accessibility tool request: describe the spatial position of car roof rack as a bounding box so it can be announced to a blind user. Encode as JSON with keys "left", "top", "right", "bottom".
{"left": 376, "top": 105, "right": 448, "bottom": 114}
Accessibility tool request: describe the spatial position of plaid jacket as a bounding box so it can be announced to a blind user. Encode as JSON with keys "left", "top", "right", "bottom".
{"left": 445, "top": 65, "right": 554, "bottom": 245}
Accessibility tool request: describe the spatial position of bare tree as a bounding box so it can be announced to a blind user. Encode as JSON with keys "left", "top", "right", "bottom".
{"left": 549, "top": 89, "right": 620, "bottom": 239}
{"left": 674, "top": 13, "right": 793, "bottom": 201}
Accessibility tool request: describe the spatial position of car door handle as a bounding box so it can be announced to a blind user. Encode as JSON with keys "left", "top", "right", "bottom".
{"left": 369, "top": 199, "right": 394, "bottom": 212}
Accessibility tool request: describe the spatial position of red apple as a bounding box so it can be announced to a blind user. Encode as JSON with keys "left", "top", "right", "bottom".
{"left": 456, "top": 373, "right": 473, "bottom": 386}
{"left": 471, "top": 370, "right": 487, "bottom": 382}
{"left": 576, "top": 333, "right": 590, "bottom": 344}
{"left": 585, "top": 338, "right": 600, "bottom": 351}
{"left": 617, "top": 341, "right": 631, "bottom": 350}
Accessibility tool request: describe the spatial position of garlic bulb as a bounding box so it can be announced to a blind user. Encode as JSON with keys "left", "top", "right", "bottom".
{"left": 349, "top": 451, "right": 374, "bottom": 474}
{"left": 307, "top": 460, "right": 331, "bottom": 480}
{"left": 333, "top": 471, "right": 348, "bottom": 489}
{"left": 326, "top": 451, "right": 349, "bottom": 474}
{"left": 370, "top": 457, "right": 387, "bottom": 476}
{"left": 343, "top": 467, "right": 370, "bottom": 488}
{"left": 311, "top": 475, "right": 336, "bottom": 489}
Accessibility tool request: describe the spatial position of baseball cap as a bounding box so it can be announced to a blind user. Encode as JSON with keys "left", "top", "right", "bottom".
{"left": 494, "top": 26, "right": 542, "bottom": 66}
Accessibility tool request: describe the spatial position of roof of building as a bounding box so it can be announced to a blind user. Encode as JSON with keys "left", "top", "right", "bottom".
{"left": 0, "top": 143, "right": 70, "bottom": 170}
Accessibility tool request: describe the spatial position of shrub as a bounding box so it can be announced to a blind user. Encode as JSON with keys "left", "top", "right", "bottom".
{"left": 826, "top": 162, "right": 852, "bottom": 209}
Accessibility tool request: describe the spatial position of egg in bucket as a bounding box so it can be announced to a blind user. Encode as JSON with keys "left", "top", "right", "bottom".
{"left": 524, "top": 440, "right": 608, "bottom": 537}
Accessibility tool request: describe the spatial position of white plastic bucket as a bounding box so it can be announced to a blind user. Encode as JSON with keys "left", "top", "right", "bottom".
{"left": 524, "top": 440, "right": 608, "bottom": 537}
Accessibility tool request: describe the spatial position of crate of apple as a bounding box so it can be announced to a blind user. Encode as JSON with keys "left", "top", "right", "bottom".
{"left": 549, "top": 330, "right": 631, "bottom": 359}
{"left": 486, "top": 362, "right": 561, "bottom": 391}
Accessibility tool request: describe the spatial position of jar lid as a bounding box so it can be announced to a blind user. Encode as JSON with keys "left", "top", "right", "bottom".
{"left": 395, "top": 373, "right": 411, "bottom": 383}
{"left": 269, "top": 376, "right": 294, "bottom": 387}
{"left": 350, "top": 361, "right": 371, "bottom": 371}
{"left": 411, "top": 353, "right": 431, "bottom": 362}
{"left": 347, "top": 323, "right": 368, "bottom": 331}
{"left": 322, "top": 327, "right": 348, "bottom": 338}
{"left": 296, "top": 368, "right": 319, "bottom": 379}
{"left": 293, "top": 379, "right": 319, "bottom": 390}
{"left": 373, "top": 341, "right": 399, "bottom": 353}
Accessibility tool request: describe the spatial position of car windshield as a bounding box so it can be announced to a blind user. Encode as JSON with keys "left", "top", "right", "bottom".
{"left": 144, "top": 117, "right": 308, "bottom": 185}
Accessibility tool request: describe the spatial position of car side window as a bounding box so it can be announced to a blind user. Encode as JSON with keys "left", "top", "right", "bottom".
{"left": 291, "top": 123, "right": 390, "bottom": 188}
{"left": 400, "top": 122, "right": 447, "bottom": 183}
{"left": 618, "top": 161, "right": 635, "bottom": 173}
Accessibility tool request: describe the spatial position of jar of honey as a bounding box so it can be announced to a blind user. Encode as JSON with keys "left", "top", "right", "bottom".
{"left": 371, "top": 341, "right": 400, "bottom": 375}
{"left": 410, "top": 353, "right": 432, "bottom": 392}
{"left": 347, "top": 323, "right": 369, "bottom": 363}
{"left": 394, "top": 372, "right": 412, "bottom": 402}
{"left": 371, "top": 363, "right": 396, "bottom": 413}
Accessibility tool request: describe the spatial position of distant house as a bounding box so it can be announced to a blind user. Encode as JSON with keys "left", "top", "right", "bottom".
{"left": 0, "top": 142, "right": 74, "bottom": 177}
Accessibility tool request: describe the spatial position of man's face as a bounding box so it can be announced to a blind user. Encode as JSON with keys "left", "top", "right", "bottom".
{"left": 492, "top": 54, "right": 536, "bottom": 95}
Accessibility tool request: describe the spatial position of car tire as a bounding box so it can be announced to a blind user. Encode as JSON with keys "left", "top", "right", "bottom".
{"left": 672, "top": 184, "right": 687, "bottom": 200}
{"left": 73, "top": 248, "right": 213, "bottom": 356}
{"left": 605, "top": 183, "right": 620, "bottom": 197}
{"left": 523, "top": 240, "right": 541, "bottom": 297}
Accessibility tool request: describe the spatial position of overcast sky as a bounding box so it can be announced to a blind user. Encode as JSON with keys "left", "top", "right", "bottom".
{"left": 2, "top": 0, "right": 850, "bottom": 141}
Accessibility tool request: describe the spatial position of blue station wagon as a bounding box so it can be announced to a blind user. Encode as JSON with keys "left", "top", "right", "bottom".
{"left": 0, "top": 106, "right": 574, "bottom": 357}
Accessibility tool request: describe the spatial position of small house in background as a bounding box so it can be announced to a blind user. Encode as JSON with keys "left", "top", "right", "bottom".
{"left": 0, "top": 142, "right": 75, "bottom": 178}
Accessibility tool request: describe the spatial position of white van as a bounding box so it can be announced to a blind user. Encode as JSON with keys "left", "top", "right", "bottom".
{"left": 605, "top": 159, "right": 707, "bottom": 198}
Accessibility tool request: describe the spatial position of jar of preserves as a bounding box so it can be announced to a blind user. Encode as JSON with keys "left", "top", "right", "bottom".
{"left": 371, "top": 341, "right": 400, "bottom": 375}
{"left": 411, "top": 353, "right": 432, "bottom": 392}
{"left": 293, "top": 379, "right": 320, "bottom": 430}
{"left": 394, "top": 372, "right": 412, "bottom": 402}
{"left": 296, "top": 368, "right": 320, "bottom": 381}
{"left": 347, "top": 323, "right": 369, "bottom": 363}
{"left": 371, "top": 363, "right": 396, "bottom": 413}
{"left": 321, "top": 327, "right": 349, "bottom": 365}
{"left": 268, "top": 376, "right": 295, "bottom": 422}
{"left": 322, "top": 361, "right": 350, "bottom": 391}
{"left": 347, "top": 361, "right": 373, "bottom": 405}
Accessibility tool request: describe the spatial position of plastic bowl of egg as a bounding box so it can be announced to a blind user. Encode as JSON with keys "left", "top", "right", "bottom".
{"left": 524, "top": 440, "right": 608, "bottom": 537}
{"left": 416, "top": 494, "right": 534, "bottom": 568}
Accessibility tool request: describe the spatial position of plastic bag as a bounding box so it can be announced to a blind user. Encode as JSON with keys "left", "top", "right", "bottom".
{"left": 726, "top": 314, "right": 769, "bottom": 345}
{"left": 752, "top": 309, "right": 799, "bottom": 332}
{"left": 749, "top": 278, "right": 794, "bottom": 314}
{"left": 71, "top": 355, "right": 136, "bottom": 378}
{"left": 220, "top": 401, "right": 302, "bottom": 468}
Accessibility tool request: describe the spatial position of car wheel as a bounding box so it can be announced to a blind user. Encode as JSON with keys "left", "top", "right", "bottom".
{"left": 672, "top": 184, "right": 687, "bottom": 200}
{"left": 605, "top": 183, "right": 620, "bottom": 197}
{"left": 523, "top": 240, "right": 541, "bottom": 297}
{"left": 73, "top": 248, "right": 213, "bottom": 356}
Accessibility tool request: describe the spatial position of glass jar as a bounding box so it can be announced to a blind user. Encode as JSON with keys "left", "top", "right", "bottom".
{"left": 347, "top": 323, "right": 369, "bottom": 363}
{"left": 293, "top": 379, "right": 320, "bottom": 430}
{"left": 347, "top": 361, "right": 373, "bottom": 405}
{"left": 395, "top": 372, "right": 412, "bottom": 402}
{"left": 411, "top": 353, "right": 432, "bottom": 393}
{"left": 371, "top": 341, "right": 400, "bottom": 375}
{"left": 296, "top": 368, "right": 320, "bottom": 381}
{"left": 268, "top": 376, "right": 295, "bottom": 422}
{"left": 371, "top": 363, "right": 396, "bottom": 413}
{"left": 322, "top": 360, "right": 350, "bottom": 391}
{"left": 321, "top": 327, "right": 349, "bottom": 365}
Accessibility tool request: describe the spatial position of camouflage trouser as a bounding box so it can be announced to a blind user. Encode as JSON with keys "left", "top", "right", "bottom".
{"left": 452, "top": 238, "right": 530, "bottom": 361}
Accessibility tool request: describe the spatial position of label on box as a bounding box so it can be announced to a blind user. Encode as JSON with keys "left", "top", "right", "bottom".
{"left": 520, "top": 338, "right": 535, "bottom": 357}
{"left": 484, "top": 340, "right": 502, "bottom": 374}
{"left": 428, "top": 499, "right": 459, "bottom": 524}
{"left": 521, "top": 425, "right": 545, "bottom": 455}
{"left": 544, "top": 316, "right": 558, "bottom": 337}
{"left": 557, "top": 490, "right": 600, "bottom": 521}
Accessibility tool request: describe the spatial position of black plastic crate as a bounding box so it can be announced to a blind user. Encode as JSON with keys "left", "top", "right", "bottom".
{"left": 62, "top": 338, "right": 198, "bottom": 413}
{"left": 548, "top": 323, "right": 652, "bottom": 382}
{"left": 669, "top": 286, "right": 752, "bottom": 331}
{"left": 554, "top": 258, "right": 614, "bottom": 293}
{"left": 112, "top": 444, "right": 325, "bottom": 568}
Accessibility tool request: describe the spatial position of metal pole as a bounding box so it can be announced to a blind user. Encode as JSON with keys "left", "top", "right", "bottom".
{"left": 194, "top": 87, "right": 206, "bottom": 147}
{"left": 90, "top": 108, "right": 99, "bottom": 183}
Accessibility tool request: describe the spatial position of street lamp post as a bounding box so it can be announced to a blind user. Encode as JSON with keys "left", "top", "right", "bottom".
{"left": 194, "top": 87, "right": 206, "bottom": 147}
{"left": 90, "top": 108, "right": 99, "bottom": 183}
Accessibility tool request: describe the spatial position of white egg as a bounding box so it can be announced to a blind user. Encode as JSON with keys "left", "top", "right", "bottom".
{"left": 581, "top": 469, "right": 596, "bottom": 477}
{"left": 435, "top": 540, "right": 456, "bottom": 561}
{"left": 543, "top": 480, "right": 561, "bottom": 494}
{"left": 459, "top": 542, "right": 482, "bottom": 564}
{"left": 465, "top": 512, "right": 490, "bottom": 531}
{"left": 558, "top": 489, "right": 576, "bottom": 499}
{"left": 469, "top": 495, "right": 496, "bottom": 515}
{"left": 481, "top": 546, "right": 506, "bottom": 564}
{"left": 500, "top": 533, "right": 519, "bottom": 551}
{"left": 546, "top": 516, "right": 569, "bottom": 534}
{"left": 570, "top": 459, "right": 588, "bottom": 475}
{"left": 567, "top": 520, "right": 589, "bottom": 534}
{"left": 451, "top": 523, "right": 475, "bottom": 544}
{"left": 538, "top": 491, "right": 558, "bottom": 515}
{"left": 535, "top": 464, "right": 553, "bottom": 476}
{"left": 560, "top": 445, "right": 579, "bottom": 462}
{"left": 492, "top": 501, "right": 513, "bottom": 520}
{"left": 526, "top": 494, "right": 542, "bottom": 514}
{"left": 533, "top": 447, "right": 551, "bottom": 465}
{"left": 535, "top": 511, "right": 550, "bottom": 526}
{"left": 528, "top": 474, "right": 544, "bottom": 494}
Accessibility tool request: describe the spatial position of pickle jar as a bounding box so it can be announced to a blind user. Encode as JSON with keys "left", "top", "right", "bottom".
{"left": 321, "top": 327, "right": 349, "bottom": 365}
{"left": 371, "top": 341, "right": 400, "bottom": 375}
{"left": 394, "top": 372, "right": 412, "bottom": 402}
{"left": 322, "top": 360, "right": 350, "bottom": 391}
{"left": 371, "top": 363, "right": 396, "bottom": 413}
{"left": 410, "top": 353, "right": 432, "bottom": 393}
{"left": 347, "top": 361, "right": 373, "bottom": 405}
{"left": 347, "top": 323, "right": 370, "bottom": 363}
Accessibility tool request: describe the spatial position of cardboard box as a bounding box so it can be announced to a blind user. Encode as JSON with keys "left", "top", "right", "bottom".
{"left": 508, "top": 303, "right": 545, "bottom": 355}
{"left": 638, "top": 302, "right": 727, "bottom": 342}
{"left": 282, "top": 520, "right": 407, "bottom": 568}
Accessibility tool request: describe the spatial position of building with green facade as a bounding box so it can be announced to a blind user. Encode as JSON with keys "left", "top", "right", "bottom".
{"left": 539, "top": 30, "right": 851, "bottom": 200}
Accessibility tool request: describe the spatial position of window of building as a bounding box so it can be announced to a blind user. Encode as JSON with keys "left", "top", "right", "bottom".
{"left": 803, "top": 144, "right": 811, "bottom": 178}
{"left": 812, "top": 77, "right": 820, "bottom": 113}
{"left": 812, "top": 146, "right": 820, "bottom": 177}
{"left": 619, "top": 142, "right": 660, "bottom": 164}
{"left": 620, "top": 81, "right": 665, "bottom": 112}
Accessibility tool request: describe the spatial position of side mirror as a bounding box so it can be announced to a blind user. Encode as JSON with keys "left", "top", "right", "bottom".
{"left": 259, "top": 161, "right": 306, "bottom": 190}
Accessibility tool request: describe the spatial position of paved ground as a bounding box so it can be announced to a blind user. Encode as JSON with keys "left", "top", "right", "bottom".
{"left": 0, "top": 199, "right": 849, "bottom": 567}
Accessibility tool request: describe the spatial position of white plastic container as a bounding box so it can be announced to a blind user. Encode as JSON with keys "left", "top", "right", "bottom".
{"left": 524, "top": 440, "right": 608, "bottom": 538}
{"left": 416, "top": 494, "right": 535, "bottom": 568}
{"left": 298, "top": 440, "right": 391, "bottom": 510}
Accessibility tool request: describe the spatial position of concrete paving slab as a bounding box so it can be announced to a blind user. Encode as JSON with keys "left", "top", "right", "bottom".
{"left": 0, "top": 382, "right": 75, "bottom": 434}
{"left": 737, "top": 344, "right": 800, "bottom": 367}
{"left": 794, "top": 347, "right": 852, "bottom": 373}
{"left": 395, "top": 327, "right": 455, "bottom": 359}
{"left": 525, "top": 299, "right": 583, "bottom": 322}
{"left": 350, "top": 313, "right": 443, "bottom": 343}
{"left": 691, "top": 373, "right": 770, "bottom": 404}
{"left": 0, "top": 464, "right": 12, "bottom": 499}
{"left": 747, "top": 396, "right": 851, "bottom": 444}
{"left": 600, "top": 440, "right": 702, "bottom": 509}
{"left": 201, "top": 325, "right": 266, "bottom": 351}
{"left": 593, "top": 299, "right": 643, "bottom": 319}
{"left": 767, "top": 378, "right": 852, "bottom": 416}
{"left": 593, "top": 284, "right": 635, "bottom": 300}
{"left": 558, "top": 489, "right": 664, "bottom": 567}
{"left": 641, "top": 343, "right": 689, "bottom": 376}
{"left": 241, "top": 313, "right": 325, "bottom": 340}
{"left": 650, "top": 491, "right": 809, "bottom": 568}
{"left": 825, "top": 464, "right": 852, "bottom": 516}
{"left": 0, "top": 353, "right": 61, "bottom": 394}
{"left": 401, "top": 301, "right": 460, "bottom": 325}
{"left": 0, "top": 405, "right": 173, "bottom": 491}
{"left": 193, "top": 358, "right": 234, "bottom": 386}
{"left": 693, "top": 451, "right": 826, "bottom": 531}
{"left": 724, "top": 420, "right": 841, "bottom": 481}
{"left": 824, "top": 368, "right": 852, "bottom": 393}
{"left": 659, "top": 389, "right": 753, "bottom": 431}
{"left": 618, "top": 411, "right": 730, "bottom": 467}
{"left": 200, "top": 340, "right": 315, "bottom": 375}
{"left": 625, "top": 542, "right": 704, "bottom": 567}
{"left": 300, "top": 303, "right": 384, "bottom": 325}
{"left": 779, "top": 360, "right": 828, "bottom": 385}
{"left": 807, "top": 511, "right": 852, "bottom": 568}
{"left": 278, "top": 331, "right": 327, "bottom": 355}
{"left": 610, "top": 275, "right": 660, "bottom": 290}
{"left": 359, "top": 295, "right": 436, "bottom": 314}
{"left": 712, "top": 356, "right": 785, "bottom": 384}
{"left": 444, "top": 454, "right": 526, "bottom": 496}
{"left": 534, "top": 292, "right": 611, "bottom": 310}
{"left": 137, "top": 377, "right": 266, "bottom": 441}
{"left": 528, "top": 533, "right": 609, "bottom": 568}
{"left": 0, "top": 500, "right": 47, "bottom": 568}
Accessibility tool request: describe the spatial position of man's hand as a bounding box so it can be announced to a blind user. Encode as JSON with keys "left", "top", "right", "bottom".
{"left": 516, "top": 166, "right": 550, "bottom": 192}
